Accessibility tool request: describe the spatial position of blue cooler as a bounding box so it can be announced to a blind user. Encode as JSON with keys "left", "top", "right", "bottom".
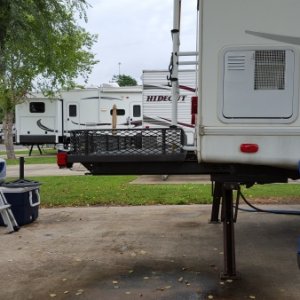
{"left": 0, "top": 180, "right": 40, "bottom": 226}
{"left": 0, "top": 158, "right": 6, "bottom": 183}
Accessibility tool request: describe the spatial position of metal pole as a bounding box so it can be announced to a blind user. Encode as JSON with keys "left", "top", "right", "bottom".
{"left": 197, "top": 0, "right": 203, "bottom": 161}
{"left": 19, "top": 157, "right": 24, "bottom": 180}
{"left": 171, "top": 0, "right": 181, "bottom": 126}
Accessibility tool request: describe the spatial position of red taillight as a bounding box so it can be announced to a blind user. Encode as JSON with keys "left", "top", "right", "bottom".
{"left": 191, "top": 96, "right": 198, "bottom": 125}
{"left": 57, "top": 151, "right": 68, "bottom": 168}
{"left": 191, "top": 96, "right": 198, "bottom": 114}
{"left": 191, "top": 114, "right": 196, "bottom": 125}
{"left": 240, "top": 144, "right": 259, "bottom": 153}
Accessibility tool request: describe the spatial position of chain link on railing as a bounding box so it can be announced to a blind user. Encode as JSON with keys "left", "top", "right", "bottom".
{"left": 69, "top": 128, "right": 185, "bottom": 156}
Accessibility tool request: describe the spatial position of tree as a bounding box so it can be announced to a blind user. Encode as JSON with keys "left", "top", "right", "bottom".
{"left": 0, "top": 0, "right": 98, "bottom": 159}
{"left": 112, "top": 74, "right": 137, "bottom": 86}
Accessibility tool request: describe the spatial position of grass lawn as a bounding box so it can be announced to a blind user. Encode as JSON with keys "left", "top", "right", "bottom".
{"left": 2, "top": 151, "right": 300, "bottom": 207}
{"left": 240, "top": 183, "right": 300, "bottom": 204}
{"left": 6, "top": 175, "right": 299, "bottom": 208}
{"left": 1, "top": 149, "right": 57, "bottom": 165}
{"left": 28, "top": 176, "right": 213, "bottom": 207}
{"left": 0, "top": 147, "right": 56, "bottom": 157}
{"left": 5, "top": 156, "right": 56, "bottom": 165}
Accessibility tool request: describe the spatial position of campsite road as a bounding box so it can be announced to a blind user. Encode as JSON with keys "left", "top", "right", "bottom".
{"left": 0, "top": 205, "right": 299, "bottom": 299}
{"left": 6, "top": 163, "right": 87, "bottom": 177}
{"left": 5, "top": 163, "right": 211, "bottom": 182}
{"left": 6, "top": 163, "right": 300, "bottom": 185}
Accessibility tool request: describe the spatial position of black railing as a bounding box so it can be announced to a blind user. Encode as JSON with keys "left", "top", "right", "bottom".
{"left": 69, "top": 128, "right": 186, "bottom": 157}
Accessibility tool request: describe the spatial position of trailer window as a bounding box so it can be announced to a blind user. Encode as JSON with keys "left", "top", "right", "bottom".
{"left": 133, "top": 105, "right": 141, "bottom": 117}
{"left": 110, "top": 109, "right": 125, "bottom": 116}
{"left": 69, "top": 105, "right": 77, "bottom": 117}
{"left": 30, "top": 102, "right": 45, "bottom": 113}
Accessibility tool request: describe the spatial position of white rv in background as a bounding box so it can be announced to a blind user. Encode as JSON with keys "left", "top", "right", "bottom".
{"left": 142, "top": 69, "right": 196, "bottom": 145}
{"left": 15, "top": 85, "right": 143, "bottom": 145}
{"left": 15, "top": 95, "right": 63, "bottom": 145}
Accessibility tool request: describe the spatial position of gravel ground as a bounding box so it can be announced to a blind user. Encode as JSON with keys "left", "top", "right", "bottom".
{"left": 0, "top": 205, "right": 299, "bottom": 300}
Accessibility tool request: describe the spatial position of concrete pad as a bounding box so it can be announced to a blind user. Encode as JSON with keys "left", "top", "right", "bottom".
{"left": 6, "top": 163, "right": 87, "bottom": 178}
{"left": 131, "top": 175, "right": 211, "bottom": 184}
{"left": 5, "top": 165, "right": 211, "bottom": 183}
{"left": 4, "top": 163, "right": 300, "bottom": 185}
{"left": 0, "top": 205, "right": 299, "bottom": 299}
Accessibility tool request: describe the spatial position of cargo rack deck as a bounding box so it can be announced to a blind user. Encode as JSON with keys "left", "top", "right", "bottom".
{"left": 68, "top": 128, "right": 187, "bottom": 163}
{"left": 65, "top": 128, "right": 300, "bottom": 180}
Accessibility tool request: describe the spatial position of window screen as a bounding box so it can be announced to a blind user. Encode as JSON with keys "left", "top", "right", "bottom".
{"left": 110, "top": 109, "right": 125, "bottom": 116}
{"left": 254, "top": 50, "right": 285, "bottom": 90}
{"left": 30, "top": 102, "right": 45, "bottom": 113}
{"left": 133, "top": 105, "right": 141, "bottom": 117}
{"left": 69, "top": 105, "right": 77, "bottom": 117}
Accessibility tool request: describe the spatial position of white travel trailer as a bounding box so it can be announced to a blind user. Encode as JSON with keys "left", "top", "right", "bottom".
{"left": 142, "top": 69, "right": 196, "bottom": 145}
{"left": 59, "top": 0, "right": 300, "bottom": 277}
{"left": 62, "top": 0, "right": 300, "bottom": 176}
{"left": 193, "top": 0, "right": 300, "bottom": 170}
{"left": 15, "top": 85, "right": 143, "bottom": 145}
{"left": 15, "top": 95, "right": 63, "bottom": 145}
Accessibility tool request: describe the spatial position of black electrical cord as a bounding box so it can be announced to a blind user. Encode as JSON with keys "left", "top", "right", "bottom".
{"left": 238, "top": 190, "right": 300, "bottom": 216}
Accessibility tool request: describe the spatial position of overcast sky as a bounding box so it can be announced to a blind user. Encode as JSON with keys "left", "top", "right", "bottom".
{"left": 78, "top": 0, "right": 198, "bottom": 86}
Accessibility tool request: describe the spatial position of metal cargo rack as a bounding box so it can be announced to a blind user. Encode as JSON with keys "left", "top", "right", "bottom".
{"left": 68, "top": 128, "right": 187, "bottom": 163}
